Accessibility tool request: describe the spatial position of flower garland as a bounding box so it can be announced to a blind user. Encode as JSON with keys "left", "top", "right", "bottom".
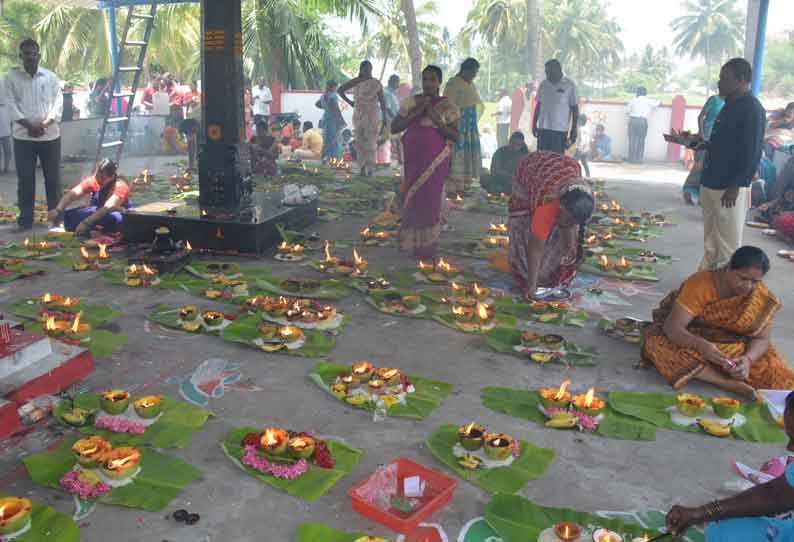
{"left": 543, "top": 407, "right": 599, "bottom": 431}
{"left": 95, "top": 415, "right": 146, "bottom": 434}
{"left": 60, "top": 470, "right": 111, "bottom": 499}
{"left": 241, "top": 446, "right": 308, "bottom": 479}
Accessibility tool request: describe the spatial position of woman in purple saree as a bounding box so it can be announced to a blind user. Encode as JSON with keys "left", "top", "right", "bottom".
{"left": 391, "top": 65, "right": 460, "bottom": 259}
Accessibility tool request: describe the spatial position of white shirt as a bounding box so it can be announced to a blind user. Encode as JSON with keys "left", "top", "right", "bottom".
{"left": 3, "top": 66, "right": 62, "bottom": 141}
{"left": 627, "top": 95, "right": 660, "bottom": 119}
{"left": 496, "top": 95, "right": 512, "bottom": 124}
{"left": 252, "top": 85, "right": 272, "bottom": 116}
{"left": 577, "top": 123, "right": 592, "bottom": 153}
{"left": 0, "top": 80, "right": 10, "bottom": 138}
{"left": 537, "top": 77, "right": 578, "bottom": 132}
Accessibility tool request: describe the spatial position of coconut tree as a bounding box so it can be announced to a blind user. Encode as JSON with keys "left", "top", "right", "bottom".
{"left": 356, "top": 0, "right": 441, "bottom": 80}
{"left": 671, "top": 0, "right": 744, "bottom": 94}
{"left": 525, "top": 0, "right": 538, "bottom": 79}
{"left": 0, "top": 0, "right": 46, "bottom": 73}
{"left": 401, "top": 0, "right": 422, "bottom": 88}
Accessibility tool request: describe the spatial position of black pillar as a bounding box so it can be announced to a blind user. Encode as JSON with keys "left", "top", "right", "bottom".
{"left": 198, "top": 0, "right": 252, "bottom": 219}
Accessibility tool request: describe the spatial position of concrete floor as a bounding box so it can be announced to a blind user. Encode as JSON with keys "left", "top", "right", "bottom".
{"left": 0, "top": 159, "right": 791, "bottom": 542}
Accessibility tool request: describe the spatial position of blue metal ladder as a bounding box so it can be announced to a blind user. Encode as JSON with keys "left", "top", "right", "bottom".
{"left": 95, "top": 2, "right": 158, "bottom": 164}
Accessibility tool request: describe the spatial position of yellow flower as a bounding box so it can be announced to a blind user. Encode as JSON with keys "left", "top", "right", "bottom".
{"left": 380, "top": 395, "right": 400, "bottom": 409}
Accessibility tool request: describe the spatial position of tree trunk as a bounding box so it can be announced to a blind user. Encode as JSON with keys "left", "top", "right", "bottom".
{"left": 525, "top": 0, "right": 539, "bottom": 79}
{"left": 401, "top": 0, "right": 422, "bottom": 88}
{"left": 380, "top": 40, "right": 392, "bottom": 81}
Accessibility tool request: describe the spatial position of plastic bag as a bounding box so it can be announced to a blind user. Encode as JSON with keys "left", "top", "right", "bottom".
{"left": 354, "top": 462, "right": 398, "bottom": 510}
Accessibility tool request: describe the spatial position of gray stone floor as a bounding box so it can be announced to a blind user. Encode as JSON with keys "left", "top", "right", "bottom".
{"left": 0, "top": 159, "right": 791, "bottom": 542}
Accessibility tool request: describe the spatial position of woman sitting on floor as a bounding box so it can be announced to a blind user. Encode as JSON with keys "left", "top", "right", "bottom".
{"left": 642, "top": 246, "right": 794, "bottom": 398}
{"left": 251, "top": 121, "right": 280, "bottom": 177}
{"left": 507, "top": 151, "right": 595, "bottom": 300}
{"left": 666, "top": 389, "right": 794, "bottom": 542}
{"left": 48, "top": 158, "right": 132, "bottom": 236}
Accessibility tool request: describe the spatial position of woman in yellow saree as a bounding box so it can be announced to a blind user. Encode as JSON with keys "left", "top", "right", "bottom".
{"left": 642, "top": 246, "right": 794, "bottom": 398}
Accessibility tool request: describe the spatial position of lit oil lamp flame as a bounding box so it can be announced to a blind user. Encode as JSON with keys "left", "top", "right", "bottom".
{"left": 353, "top": 248, "right": 365, "bottom": 266}
{"left": 80, "top": 444, "right": 99, "bottom": 456}
{"left": 584, "top": 387, "right": 596, "bottom": 408}
{"left": 70, "top": 312, "right": 82, "bottom": 334}
{"left": 185, "top": 241, "right": 193, "bottom": 252}
{"left": 610, "top": 200, "right": 621, "bottom": 210}
{"left": 98, "top": 243, "right": 109, "bottom": 259}
{"left": 23, "top": 238, "right": 30, "bottom": 247}
{"left": 108, "top": 453, "right": 136, "bottom": 470}
{"left": 599, "top": 254, "right": 610, "bottom": 267}
{"left": 473, "top": 283, "right": 484, "bottom": 296}
{"left": 45, "top": 315, "right": 56, "bottom": 331}
{"left": 324, "top": 240, "right": 334, "bottom": 262}
{"left": 291, "top": 437, "right": 310, "bottom": 449}
{"left": 554, "top": 380, "right": 572, "bottom": 401}
{"left": 462, "top": 422, "right": 476, "bottom": 435}
{"left": 279, "top": 326, "right": 298, "bottom": 339}
{"left": 417, "top": 260, "right": 431, "bottom": 271}
{"left": 63, "top": 297, "right": 74, "bottom": 306}
{"left": 263, "top": 427, "right": 281, "bottom": 446}
{"left": 43, "top": 292, "right": 52, "bottom": 303}
{"left": 451, "top": 281, "right": 463, "bottom": 292}
{"left": 617, "top": 256, "right": 630, "bottom": 267}
{"left": 603, "top": 232, "right": 614, "bottom": 240}
{"left": 142, "top": 264, "right": 157, "bottom": 276}
{"left": 476, "top": 302, "right": 491, "bottom": 321}
{"left": 586, "top": 235, "right": 597, "bottom": 244}
{"left": 80, "top": 246, "right": 91, "bottom": 259}
{"left": 613, "top": 217, "right": 622, "bottom": 225}
{"left": 452, "top": 305, "right": 464, "bottom": 316}
{"left": 360, "top": 227, "right": 371, "bottom": 237}
{"left": 437, "top": 257, "right": 451, "bottom": 272}
{"left": 128, "top": 264, "right": 138, "bottom": 274}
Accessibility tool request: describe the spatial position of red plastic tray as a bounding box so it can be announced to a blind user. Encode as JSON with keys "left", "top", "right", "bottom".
{"left": 348, "top": 457, "right": 457, "bottom": 534}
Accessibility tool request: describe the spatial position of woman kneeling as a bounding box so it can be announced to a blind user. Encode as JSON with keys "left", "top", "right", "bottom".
{"left": 49, "top": 158, "right": 132, "bottom": 236}
{"left": 642, "top": 246, "right": 794, "bottom": 397}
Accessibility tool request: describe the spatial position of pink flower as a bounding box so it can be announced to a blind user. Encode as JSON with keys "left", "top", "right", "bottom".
{"left": 240, "top": 445, "right": 308, "bottom": 480}
{"left": 95, "top": 415, "right": 146, "bottom": 434}
{"left": 60, "top": 471, "right": 111, "bottom": 499}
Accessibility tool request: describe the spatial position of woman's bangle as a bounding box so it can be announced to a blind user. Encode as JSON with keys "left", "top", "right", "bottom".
{"left": 702, "top": 500, "right": 723, "bottom": 521}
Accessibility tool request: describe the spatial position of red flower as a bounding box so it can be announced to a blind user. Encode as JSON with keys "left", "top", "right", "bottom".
{"left": 313, "top": 440, "right": 335, "bottom": 469}
{"left": 225, "top": 314, "right": 236, "bottom": 321}
{"left": 240, "top": 432, "right": 261, "bottom": 447}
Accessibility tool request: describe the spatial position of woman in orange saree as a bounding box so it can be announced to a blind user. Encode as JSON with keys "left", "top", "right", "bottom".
{"left": 642, "top": 246, "right": 794, "bottom": 397}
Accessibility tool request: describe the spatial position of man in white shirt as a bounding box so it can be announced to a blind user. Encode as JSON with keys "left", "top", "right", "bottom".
{"left": 626, "top": 86, "right": 660, "bottom": 163}
{"left": 493, "top": 89, "right": 512, "bottom": 147}
{"left": 251, "top": 78, "right": 272, "bottom": 126}
{"left": 0, "top": 78, "right": 12, "bottom": 173}
{"left": 4, "top": 39, "right": 62, "bottom": 230}
{"left": 532, "top": 59, "right": 579, "bottom": 154}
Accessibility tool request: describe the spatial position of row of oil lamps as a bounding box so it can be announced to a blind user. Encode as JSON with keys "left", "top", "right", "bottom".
{"left": 539, "top": 380, "right": 605, "bottom": 415}
{"left": 39, "top": 293, "right": 90, "bottom": 336}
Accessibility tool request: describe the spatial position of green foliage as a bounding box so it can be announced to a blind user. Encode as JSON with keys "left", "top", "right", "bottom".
{"left": 761, "top": 34, "right": 794, "bottom": 97}
{"left": 0, "top": 0, "right": 46, "bottom": 74}
{"left": 670, "top": 0, "right": 744, "bottom": 94}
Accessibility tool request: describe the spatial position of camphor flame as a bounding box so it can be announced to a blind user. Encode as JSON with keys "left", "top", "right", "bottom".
{"left": 98, "top": 243, "right": 109, "bottom": 259}
{"left": 584, "top": 387, "right": 596, "bottom": 408}
{"left": 476, "top": 302, "right": 491, "bottom": 321}
{"left": 554, "top": 380, "right": 572, "bottom": 400}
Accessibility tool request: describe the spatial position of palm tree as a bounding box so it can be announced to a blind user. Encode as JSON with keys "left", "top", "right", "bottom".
{"left": 357, "top": 0, "right": 440, "bottom": 80}
{"left": 401, "top": 0, "right": 422, "bottom": 88}
{"left": 526, "top": 0, "right": 538, "bottom": 79}
{"left": 671, "top": 0, "right": 744, "bottom": 94}
{"left": 0, "top": 0, "right": 46, "bottom": 73}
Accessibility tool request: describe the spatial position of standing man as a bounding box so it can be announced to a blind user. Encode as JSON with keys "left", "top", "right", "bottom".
{"left": 697, "top": 58, "right": 765, "bottom": 271}
{"left": 252, "top": 78, "right": 272, "bottom": 127}
{"left": 493, "top": 89, "right": 512, "bottom": 147}
{"left": 532, "top": 59, "right": 578, "bottom": 154}
{"left": 4, "top": 39, "right": 62, "bottom": 230}
{"left": 443, "top": 57, "right": 483, "bottom": 195}
{"left": 626, "top": 86, "right": 659, "bottom": 163}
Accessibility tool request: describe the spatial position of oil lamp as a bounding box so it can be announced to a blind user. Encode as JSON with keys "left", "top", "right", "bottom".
{"left": 457, "top": 422, "right": 485, "bottom": 451}
{"left": 615, "top": 256, "right": 632, "bottom": 273}
{"left": 278, "top": 325, "right": 301, "bottom": 341}
{"left": 69, "top": 312, "right": 90, "bottom": 334}
{"left": 451, "top": 305, "right": 474, "bottom": 321}
{"left": 476, "top": 302, "right": 493, "bottom": 323}
{"left": 472, "top": 283, "right": 490, "bottom": 299}
{"left": 72, "top": 436, "right": 111, "bottom": 468}
{"left": 376, "top": 367, "right": 401, "bottom": 385}
{"left": 539, "top": 380, "right": 572, "bottom": 408}
{"left": 554, "top": 522, "right": 582, "bottom": 542}
{"left": 133, "top": 395, "right": 164, "bottom": 418}
{"left": 593, "top": 529, "right": 623, "bottom": 542}
{"left": 0, "top": 497, "right": 32, "bottom": 535}
{"left": 597, "top": 255, "right": 612, "bottom": 269}
{"left": 352, "top": 248, "right": 368, "bottom": 272}
{"left": 100, "top": 447, "right": 142, "bottom": 480}
{"left": 484, "top": 432, "right": 514, "bottom": 460}
{"left": 324, "top": 240, "right": 339, "bottom": 264}
{"left": 572, "top": 387, "right": 605, "bottom": 416}
{"left": 287, "top": 435, "right": 316, "bottom": 459}
{"left": 489, "top": 223, "right": 508, "bottom": 234}
{"left": 416, "top": 260, "right": 433, "bottom": 274}
{"left": 260, "top": 427, "right": 289, "bottom": 455}
{"left": 351, "top": 360, "right": 375, "bottom": 381}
